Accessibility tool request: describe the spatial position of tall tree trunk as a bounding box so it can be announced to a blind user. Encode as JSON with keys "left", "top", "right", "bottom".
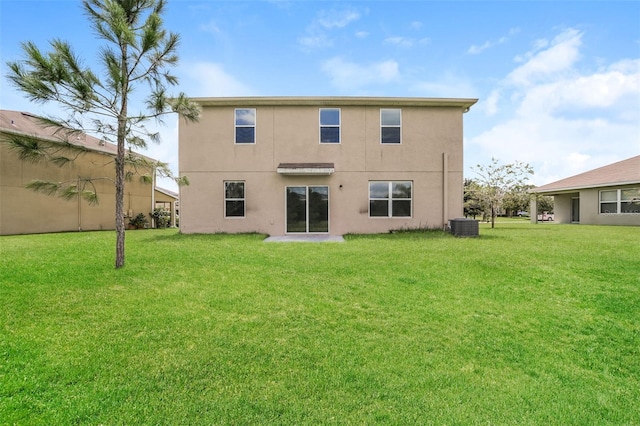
{"left": 115, "top": 143, "right": 125, "bottom": 268}
{"left": 115, "top": 43, "right": 129, "bottom": 269}
{"left": 115, "top": 101, "right": 127, "bottom": 268}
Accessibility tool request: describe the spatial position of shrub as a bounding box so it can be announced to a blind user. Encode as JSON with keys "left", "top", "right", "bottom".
{"left": 128, "top": 213, "right": 149, "bottom": 229}
{"left": 151, "top": 207, "right": 170, "bottom": 228}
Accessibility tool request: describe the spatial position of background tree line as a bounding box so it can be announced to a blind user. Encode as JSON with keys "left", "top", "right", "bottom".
{"left": 464, "top": 158, "right": 553, "bottom": 227}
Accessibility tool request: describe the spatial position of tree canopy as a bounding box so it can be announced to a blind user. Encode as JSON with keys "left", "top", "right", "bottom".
{"left": 471, "top": 158, "right": 534, "bottom": 228}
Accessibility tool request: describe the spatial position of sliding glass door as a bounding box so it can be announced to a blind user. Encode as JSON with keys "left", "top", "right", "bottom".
{"left": 286, "top": 186, "right": 329, "bottom": 233}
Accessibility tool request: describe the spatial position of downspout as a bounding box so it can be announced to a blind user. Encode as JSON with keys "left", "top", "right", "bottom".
{"left": 151, "top": 168, "right": 156, "bottom": 228}
{"left": 77, "top": 176, "right": 82, "bottom": 231}
{"left": 443, "top": 152, "right": 448, "bottom": 229}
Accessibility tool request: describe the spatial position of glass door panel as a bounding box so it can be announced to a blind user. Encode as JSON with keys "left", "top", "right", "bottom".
{"left": 309, "top": 186, "right": 329, "bottom": 233}
{"left": 286, "top": 187, "right": 307, "bottom": 233}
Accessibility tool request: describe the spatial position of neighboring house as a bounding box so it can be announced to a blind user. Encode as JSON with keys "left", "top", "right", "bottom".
{"left": 178, "top": 96, "right": 477, "bottom": 236}
{"left": 154, "top": 187, "right": 179, "bottom": 227}
{"left": 0, "top": 109, "right": 160, "bottom": 235}
{"left": 530, "top": 155, "right": 640, "bottom": 225}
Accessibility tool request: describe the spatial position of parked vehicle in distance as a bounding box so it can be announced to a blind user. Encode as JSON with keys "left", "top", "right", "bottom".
{"left": 537, "top": 212, "right": 554, "bottom": 221}
{"left": 517, "top": 211, "right": 529, "bottom": 217}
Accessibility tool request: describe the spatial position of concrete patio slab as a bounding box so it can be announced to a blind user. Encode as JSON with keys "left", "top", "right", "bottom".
{"left": 264, "top": 235, "right": 345, "bottom": 243}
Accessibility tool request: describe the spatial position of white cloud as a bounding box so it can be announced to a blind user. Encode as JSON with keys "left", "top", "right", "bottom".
{"left": 199, "top": 19, "right": 221, "bottom": 34}
{"left": 516, "top": 59, "right": 640, "bottom": 116}
{"left": 566, "top": 152, "right": 591, "bottom": 167}
{"left": 384, "top": 36, "right": 414, "bottom": 48}
{"left": 299, "top": 34, "right": 332, "bottom": 49}
{"left": 467, "top": 27, "right": 519, "bottom": 55}
{"left": 322, "top": 57, "right": 399, "bottom": 91}
{"left": 411, "top": 73, "right": 477, "bottom": 99}
{"left": 181, "top": 62, "right": 253, "bottom": 97}
{"left": 483, "top": 90, "right": 501, "bottom": 116}
{"left": 316, "top": 8, "right": 360, "bottom": 29}
{"left": 469, "top": 27, "right": 640, "bottom": 186}
{"left": 299, "top": 7, "right": 362, "bottom": 50}
{"left": 467, "top": 41, "right": 493, "bottom": 55}
{"left": 507, "top": 28, "right": 582, "bottom": 86}
{"left": 383, "top": 36, "right": 430, "bottom": 49}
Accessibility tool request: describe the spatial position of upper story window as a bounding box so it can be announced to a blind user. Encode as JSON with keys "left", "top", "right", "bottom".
{"left": 235, "top": 108, "right": 256, "bottom": 144}
{"left": 369, "top": 181, "right": 412, "bottom": 217}
{"left": 380, "top": 108, "right": 401, "bottom": 144}
{"left": 600, "top": 188, "right": 640, "bottom": 214}
{"left": 320, "top": 108, "right": 341, "bottom": 144}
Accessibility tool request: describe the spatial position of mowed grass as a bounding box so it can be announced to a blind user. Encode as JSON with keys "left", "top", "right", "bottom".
{"left": 1, "top": 224, "right": 639, "bottom": 424}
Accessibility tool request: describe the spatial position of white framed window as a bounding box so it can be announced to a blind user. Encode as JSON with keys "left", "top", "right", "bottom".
{"left": 235, "top": 108, "right": 256, "bottom": 144}
{"left": 320, "top": 108, "right": 340, "bottom": 143}
{"left": 224, "top": 181, "right": 245, "bottom": 217}
{"left": 380, "top": 108, "right": 401, "bottom": 144}
{"left": 600, "top": 188, "right": 640, "bottom": 214}
{"left": 369, "top": 181, "right": 412, "bottom": 217}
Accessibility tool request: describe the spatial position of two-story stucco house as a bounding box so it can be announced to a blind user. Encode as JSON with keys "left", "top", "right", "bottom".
{"left": 178, "top": 97, "right": 477, "bottom": 236}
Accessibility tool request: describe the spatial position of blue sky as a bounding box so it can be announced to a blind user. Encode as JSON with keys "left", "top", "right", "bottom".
{"left": 1, "top": 0, "right": 639, "bottom": 190}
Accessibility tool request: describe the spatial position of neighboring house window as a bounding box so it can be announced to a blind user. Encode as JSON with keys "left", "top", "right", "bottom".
{"left": 225, "top": 181, "right": 245, "bottom": 217}
{"left": 320, "top": 108, "right": 340, "bottom": 143}
{"left": 369, "top": 181, "right": 412, "bottom": 217}
{"left": 380, "top": 108, "right": 401, "bottom": 144}
{"left": 600, "top": 188, "right": 640, "bottom": 214}
{"left": 235, "top": 108, "right": 256, "bottom": 144}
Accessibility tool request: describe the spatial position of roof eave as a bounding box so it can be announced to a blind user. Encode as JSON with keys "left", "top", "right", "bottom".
{"left": 0, "top": 127, "right": 157, "bottom": 162}
{"left": 192, "top": 96, "right": 478, "bottom": 111}
{"left": 531, "top": 180, "right": 640, "bottom": 194}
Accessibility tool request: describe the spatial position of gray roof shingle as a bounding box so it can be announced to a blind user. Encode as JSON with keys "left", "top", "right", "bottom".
{"left": 0, "top": 109, "right": 119, "bottom": 156}
{"left": 532, "top": 155, "right": 640, "bottom": 194}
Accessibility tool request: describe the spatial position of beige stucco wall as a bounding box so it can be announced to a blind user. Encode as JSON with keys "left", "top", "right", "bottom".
{"left": 154, "top": 190, "right": 177, "bottom": 204}
{"left": 179, "top": 100, "right": 471, "bottom": 236}
{"left": 0, "top": 139, "right": 154, "bottom": 235}
{"left": 551, "top": 193, "right": 576, "bottom": 224}
{"left": 578, "top": 186, "right": 640, "bottom": 225}
{"left": 533, "top": 185, "right": 640, "bottom": 226}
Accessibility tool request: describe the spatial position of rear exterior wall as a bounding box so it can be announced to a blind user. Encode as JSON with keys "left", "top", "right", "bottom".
{"left": 179, "top": 104, "right": 465, "bottom": 236}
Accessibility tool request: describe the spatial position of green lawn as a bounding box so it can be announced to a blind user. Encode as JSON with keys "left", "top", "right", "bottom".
{"left": 1, "top": 224, "right": 639, "bottom": 424}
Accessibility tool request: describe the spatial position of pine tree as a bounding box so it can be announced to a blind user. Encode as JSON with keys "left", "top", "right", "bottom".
{"left": 6, "top": 0, "right": 199, "bottom": 268}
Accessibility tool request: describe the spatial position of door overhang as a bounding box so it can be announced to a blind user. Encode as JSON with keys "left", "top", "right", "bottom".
{"left": 277, "top": 162, "right": 334, "bottom": 176}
